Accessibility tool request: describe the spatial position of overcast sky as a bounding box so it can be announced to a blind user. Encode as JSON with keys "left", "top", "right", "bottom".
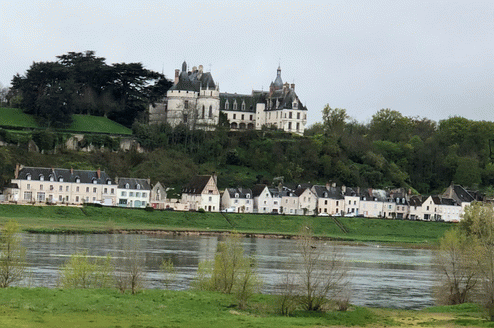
{"left": 1, "top": 0, "right": 493, "bottom": 126}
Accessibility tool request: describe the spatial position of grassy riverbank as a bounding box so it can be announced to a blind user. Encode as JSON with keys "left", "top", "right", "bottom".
{"left": 0, "top": 204, "right": 452, "bottom": 244}
{"left": 0, "top": 288, "right": 489, "bottom": 328}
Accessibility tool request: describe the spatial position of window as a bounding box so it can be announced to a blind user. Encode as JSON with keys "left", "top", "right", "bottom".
{"left": 121, "top": 191, "right": 127, "bottom": 197}
{"left": 184, "top": 100, "right": 189, "bottom": 109}
{"left": 93, "top": 197, "right": 96, "bottom": 202}
{"left": 289, "top": 112, "right": 292, "bottom": 119}
{"left": 125, "top": 183, "right": 129, "bottom": 189}
{"left": 40, "top": 185, "right": 43, "bottom": 191}
{"left": 37, "top": 192, "right": 45, "bottom": 202}
{"left": 49, "top": 176, "right": 54, "bottom": 182}
{"left": 111, "top": 188, "right": 114, "bottom": 195}
{"left": 59, "top": 186, "right": 63, "bottom": 192}
{"left": 250, "top": 115, "right": 253, "bottom": 120}
{"left": 50, "top": 185, "right": 54, "bottom": 191}
{"left": 59, "top": 195, "right": 62, "bottom": 202}
{"left": 76, "top": 196, "right": 79, "bottom": 202}
{"left": 26, "top": 174, "right": 31, "bottom": 181}
{"left": 93, "top": 179, "right": 97, "bottom": 184}
{"left": 241, "top": 114, "right": 244, "bottom": 120}
{"left": 59, "top": 177, "right": 64, "bottom": 182}
{"left": 233, "top": 101, "right": 237, "bottom": 110}
{"left": 233, "top": 114, "right": 236, "bottom": 119}
{"left": 241, "top": 102, "right": 245, "bottom": 111}
{"left": 297, "top": 112, "right": 300, "bottom": 119}
{"left": 76, "top": 177, "right": 80, "bottom": 183}
{"left": 24, "top": 192, "right": 32, "bottom": 200}
{"left": 93, "top": 187, "right": 97, "bottom": 193}
{"left": 142, "top": 192, "right": 147, "bottom": 198}
{"left": 39, "top": 175, "right": 44, "bottom": 181}
{"left": 136, "top": 192, "right": 141, "bottom": 198}
{"left": 246, "top": 194, "right": 250, "bottom": 199}
{"left": 27, "top": 184, "right": 30, "bottom": 190}
{"left": 202, "top": 105, "right": 205, "bottom": 118}
{"left": 225, "top": 100, "right": 229, "bottom": 109}
{"left": 136, "top": 184, "right": 141, "bottom": 190}
{"left": 288, "top": 122, "right": 292, "bottom": 130}
{"left": 76, "top": 186, "right": 79, "bottom": 192}
{"left": 129, "top": 192, "right": 134, "bottom": 197}
{"left": 209, "top": 196, "right": 212, "bottom": 202}
{"left": 324, "top": 200, "right": 328, "bottom": 205}
{"left": 86, "top": 187, "right": 89, "bottom": 193}
{"left": 104, "top": 188, "right": 107, "bottom": 194}
{"left": 209, "top": 105, "right": 213, "bottom": 118}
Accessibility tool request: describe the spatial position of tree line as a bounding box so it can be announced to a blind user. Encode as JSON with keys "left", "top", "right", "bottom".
{"left": 9, "top": 51, "right": 172, "bottom": 128}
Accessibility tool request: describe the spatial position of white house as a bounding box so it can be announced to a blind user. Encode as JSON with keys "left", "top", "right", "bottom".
{"left": 181, "top": 175, "right": 220, "bottom": 212}
{"left": 117, "top": 178, "right": 151, "bottom": 208}
{"left": 221, "top": 188, "right": 253, "bottom": 213}
{"left": 312, "top": 184, "right": 344, "bottom": 216}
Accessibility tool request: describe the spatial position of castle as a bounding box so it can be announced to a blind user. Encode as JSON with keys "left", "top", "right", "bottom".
{"left": 149, "top": 62, "right": 308, "bottom": 135}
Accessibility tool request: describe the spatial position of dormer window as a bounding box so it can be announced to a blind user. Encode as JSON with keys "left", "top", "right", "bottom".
{"left": 26, "top": 174, "right": 31, "bottom": 181}
{"left": 225, "top": 100, "right": 229, "bottom": 110}
{"left": 92, "top": 178, "right": 97, "bottom": 184}
{"left": 233, "top": 101, "right": 237, "bottom": 111}
{"left": 49, "top": 175, "right": 54, "bottom": 182}
{"left": 235, "top": 193, "right": 239, "bottom": 198}
{"left": 76, "top": 177, "right": 81, "bottom": 183}
{"left": 241, "top": 102, "right": 245, "bottom": 111}
{"left": 293, "top": 102, "right": 298, "bottom": 109}
{"left": 137, "top": 184, "right": 141, "bottom": 190}
{"left": 58, "top": 177, "right": 63, "bottom": 182}
{"left": 39, "top": 175, "right": 44, "bottom": 181}
{"left": 107, "top": 179, "right": 111, "bottom": 185}
{"left": 125, "top": 183, "right": 129, "bottom": 189}
{"left": 246, "top": 194, "right": 251, "bottom": 199}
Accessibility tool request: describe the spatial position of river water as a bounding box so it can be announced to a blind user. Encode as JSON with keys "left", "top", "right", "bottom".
{"left": 21, "top": 233, "right": 436, "bottom": 309}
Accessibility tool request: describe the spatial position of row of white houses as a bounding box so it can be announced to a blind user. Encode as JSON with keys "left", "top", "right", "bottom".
{"left": 3, "top": 166, "right": 481, "bottom": 222}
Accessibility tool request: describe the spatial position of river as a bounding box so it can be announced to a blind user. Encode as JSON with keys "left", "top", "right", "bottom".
{"left": 21, "top": 233, "right": 436, "bottom": 309}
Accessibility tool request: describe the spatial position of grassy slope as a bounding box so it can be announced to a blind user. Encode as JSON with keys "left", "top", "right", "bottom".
{"left": 0, "top": 108, "right": 39, "bottom": 128}
{"left": 0, "top": 288, "right": 488, "bottom": 328}
{"left": 0, "top": 204, "right": 452, "bottom": 244}
{"left": 67, "top": 115, "right": 132, "bottom": 135}
{"left": 0, "top": 108, "right": 131, "bottom": 135}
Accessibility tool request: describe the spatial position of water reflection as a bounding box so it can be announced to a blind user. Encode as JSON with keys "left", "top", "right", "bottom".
{"left": 22, "top": 233, "right": 435, "bottom": 309}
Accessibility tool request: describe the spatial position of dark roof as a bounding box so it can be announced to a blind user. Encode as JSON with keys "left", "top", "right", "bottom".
{"left": 182, "top": 175, "right": 214, "bottom": 194}
{"left": 220, "top": 93, "right": 257, "bottom": 112}
{"left": 16, "top": 166, "right": 113, "bottom": 185}
{"left": 441, "top": 198, "right": 458, "bottom": 206}
{"left": 453, "top": 185, "right": 475, "bottom": 203}
{"left": 408, "top": 195, "right": 423, "bottom": 207}
{"left": 251, "top": 184, "right": 268, "bottom": 197}
{"left": 170, "top": 63, "right": 216, "bottom": 92}
{"left": 312, "top": 185, "right": 344, "bottom": 199}
{"left": 226, "top": 188, "right": 252, "bottom": 199}
{"left": 117, "top": 178, "right": 151, "bottom": 190}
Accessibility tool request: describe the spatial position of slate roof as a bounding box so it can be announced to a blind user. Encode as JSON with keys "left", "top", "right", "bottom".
{"left": 117, "top": 178, "right": 151, "bottom": 190}
{"left": 312, "top": 185, "right": 344, "bottom": 200}
{"left": 251, "top": 184, "right": 268, "bottom": 197}
{"left": 170, "top": 62, "right": 216, "bottom": 92}
{"left": 408, "top": 196, "right": 423, "bottom": 207}
{"left": 220, "top": 93, "right": 257, "bottom": 112}
{"left": 16, "top": 166, "right": 114, "bottom": 185}
{"left": 452, "top": 185, "right": 476, "bottom": 203}
{"left": 182, "top": 175, "right": 214, "bottom": 194}
{"left": 226, "top": 188, "right": 252, "bottom": 199}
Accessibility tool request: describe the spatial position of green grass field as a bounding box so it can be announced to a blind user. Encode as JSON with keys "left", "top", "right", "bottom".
{"left": 0, "top": 108, "right": 132, "bottom": 135}
{"left": 0, "top": 108, "right": 40, "bottom": 128}
{"left": 0, "top": 204, "right": 453, "bottom": 244}
{"left": 0, "top": 288, "right": 488, "bottom": 328}
{"left": 66, "top": 115, "right": 132, "bottom": 135}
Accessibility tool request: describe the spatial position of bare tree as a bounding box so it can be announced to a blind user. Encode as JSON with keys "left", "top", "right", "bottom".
{"left": 114, "top": 240, "right": 145, "bottom": 294}
{"left": 0, "top": 221, "right": 26, "bottom": 287}
{"left": 296, "top": 226, "right": 348, "bottom": 312}
{"left": 58, "top": 251, "right": 113, "bottom": 289}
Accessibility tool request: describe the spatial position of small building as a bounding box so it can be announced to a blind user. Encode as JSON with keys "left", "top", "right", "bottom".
{"left": 221, "top": 188, "right": 253, "bottom": 213}
{"left": 181, "top": 175, "right": 220, "bottom": 212}
{"left": 312, "top": 184, "right": 344, "bottom": 216}
{"left": 116, "top": 178, "right": 151, "bottom": 208}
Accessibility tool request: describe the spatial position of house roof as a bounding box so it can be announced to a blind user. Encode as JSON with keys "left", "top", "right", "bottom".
{"left": 117, "top": 178, "right": 151, "bottom": 190}
{"left": 226, "top": 188, "right": 252, "bottom": 199}
{"left": 408, "top": 196, "right": 423, "bottom": 207}
{"left": 16, "top": 166, "right": 114, "bottom": 185}
{"left": 452, "top": 185, "right": 476, "bottom": 203}
{"left": 170, "top": 62, "right": 216, "bottom": 92}
{"left": 312, "top": 185, "right": 344, "bottom": 199}
{"left": 182, "top": 175, "right": 214, "bottom": 194}
{"left": 251, "top": 184, "right": 268, "bottom": 197}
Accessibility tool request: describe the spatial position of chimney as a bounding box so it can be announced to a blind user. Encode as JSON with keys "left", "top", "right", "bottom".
{"left": 97, "top": 168, "right": 101, "bottom": 179}
{"left": 325, "top": 182, "right": 330, "bottom": 190}
{"left": 174, "top": 69, "right": 180, "bottom": 85}
{"left": 115, "top": 176, "right": 119, "bottom": 184}
{"left": 291, "top": 83, "right": 295, "bottom": 91}
{"left": 342, "top": 185, "right": 346, "bottom": 193}
{"left": 14, "top": 164, "right": 20, "bottom": 179}
{"left": 70, "top": 167, "right": 73, "bottom": 175}
{"left": 332, "top": 182, "right": 336, "bottom": 188}
{"left": 212, "top": 173, "right": 217, "bottom": 186}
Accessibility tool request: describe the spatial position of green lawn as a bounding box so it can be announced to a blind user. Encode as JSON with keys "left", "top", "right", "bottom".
{"left": 0, "top": 204, "right": 452, "bottom": 245}
{"left": 66, "top": 115, "right": 132, "bottom": 135}
{"left": 0, "top": 288, "right": 489, "bottom": 328}
{"left": 0, "top": 108, "right": 40, "bottom": 128}
{"left": 0, "top": 108, "right": 131, "bottom": 135}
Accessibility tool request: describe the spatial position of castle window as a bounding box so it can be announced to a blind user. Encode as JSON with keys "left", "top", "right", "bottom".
{"left": 241, "top": 102, "right": 245, "bottom": 111}
{"left": 289, "top": 112, "right": 292, "bottom": 119}
{"left": 297, "top": 122, "right": 300, "bottom": 131}
{"left": 209, "top": 105, "right": 213, "bottom": 118}
{"left": 183, "top": 114, "right": 188, "bottom": 123}
{"left": 241, "top": 114, "right": 244, "bottom": 120}
{"left": 184, "top": 100, "right": 189, "bottom": 109}
{"left": 202, "top": 105, "right": 205, "bottom": 118}
{"left": 233, "top": 101, "right": 237, "bottom": 111}
{"left": 233, "top": 114, "right": 236, "bottom": 120}
{"left": 225, "top": 100, "right": 229, "bottom": 109}
{"left": 250, "top": 115, "right": 253, "bottom": 120}
{"left": 288, "top": 122, "right": 292, "bottom": 130}
{"left": 293, "top": 102, "right": 298, "bottom": 109}
{"left": 297, "top": 112, "right": 300, "bottom": 119}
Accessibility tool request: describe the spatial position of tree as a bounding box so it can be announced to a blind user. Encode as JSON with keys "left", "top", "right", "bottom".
{"left": 58, "top": 251, "right": 113, "bottom": 289}
{"left": 296, "top": 226, "right": 348, "bottom": 311}
{"left": 0, "top": 221, "right": 26, "bottom": 287}
{"left": 322, "top": 105, "right": 348, "bottom": 138}
{"left": 193, "top": 233, "right": 261, "bottom": 307}
{"left": 159, "top": 258, "right": 176, "bottom": 289}
{"left": 434, "top": 229, "right": 478, "bottom": 305}
{"left": 458, "top": 203, "right": 494, "bottom": 320}
{"left": 369, "top": 108, "right": 412, "bottom": 142}
{"left": 114, "top": 240, "right": 145, "bottom": 294}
